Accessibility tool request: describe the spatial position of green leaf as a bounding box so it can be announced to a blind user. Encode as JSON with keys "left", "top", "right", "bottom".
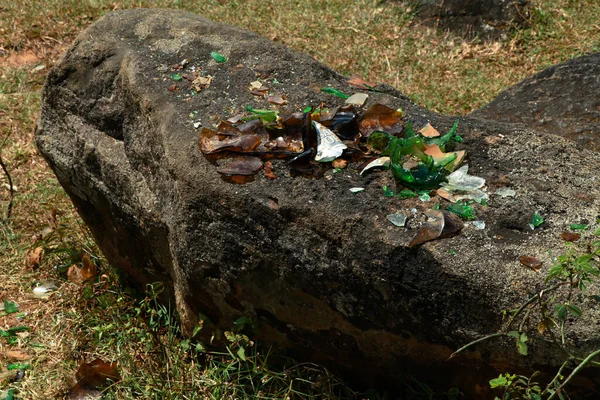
{"left": 555, "top": 304, "right": 567, "bottom": 321}
{"left": 531, "top": 394, "right": 543, "bottom": 400}
{"left": 516, "top": 339, "right": 528, "bottom": 355}
{"left": 591, "top": 295, "right": 600, "bottom": 303}
{"left": 531, "top": 212, "right": 544, "bottom": 228}
{"left": 210, "top": 51, "right": 227, "bottom": 63}
{"left": 7, "top": 362, "right": 31, "bottom": 370}
{"left": 3, "top": 389, "right": 15, "bottom": 400}
{"left": 507, "top": 331, "right": 520, "bottom": 339}
{"left": 320, "top": 87, "right": 350, "bottom": 99}
{"left": 4, "top": 301, "right": 18, "bottom": 314}
{"left": 593, "top": 227, "right": 600, "bottom": 236}
{"left": 302, "top": 106, "right": 312, "bottom": 113}
{"left": 237, "top": 346, "right": 246, "bottom": 361}
{"left": 569, "top": 223, "right": 588, "bottom": 230}
{"left": 489, "top": 375, "right": 508, "bottom": 389}
{"left": 567, "top": 304, "right": 582, "bottom": 317}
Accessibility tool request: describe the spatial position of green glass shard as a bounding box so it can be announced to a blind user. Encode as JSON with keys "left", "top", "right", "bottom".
{"left": 447, "top": 202, "right": 477, "bottom": 220}
{"left": 242, "top": 106, "right": 279, "bottom": 123}
{"left": 302, "top": 106, "right": 312, "bottom": 113}
{"left": 569, "top": 223, "right": 588, "bottom": 230}
{"left": 423, "top": 120, "right": 460, "bottom": 150}
{"left": 382, "top": 186, "right": 395, "bottom": 197}
{"left": 531, "top": 212, "right": 544, "bottom": 228}
{"left": 170, "top": 73, "right": 183, "bottom": 81}
{"left": 397, "top": 188, "right": 417, "bottom": 198}
{"left": 210, "top": 51, "right": 227, "bottom": 63}
{"left": 320, "top": 87, "right": 350, "bottom": 99}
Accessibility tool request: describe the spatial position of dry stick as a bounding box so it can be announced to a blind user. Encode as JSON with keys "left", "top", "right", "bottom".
{"left": 547, "top": 349, "right": 600, "bottom": 400}
{"left": 0, "top": 148, "right": 14, "bottom": 220}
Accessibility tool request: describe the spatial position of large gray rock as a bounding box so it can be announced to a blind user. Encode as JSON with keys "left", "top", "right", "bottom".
{"left": 409, "top": 0, "right": 529, "bottom": 39}
{"left": 36, "top": 9, "right": 600, "bottom": 394}
{"left": 471, "top": 53, "right": 600, "bottom": 151}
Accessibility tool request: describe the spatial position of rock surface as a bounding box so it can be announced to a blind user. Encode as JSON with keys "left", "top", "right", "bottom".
{"left": 408, "top": 0, "right": 529, "bottom": 39}
{"left": 36, "top": 9, "right": 600, "bottom": 394}
{"left": 471, "top": 52, "right": 600, "bottom": 151}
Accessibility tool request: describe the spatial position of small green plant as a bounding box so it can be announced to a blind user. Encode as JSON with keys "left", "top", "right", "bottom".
{"left": 451, "top": 225, "right": 600, "bottom": 399}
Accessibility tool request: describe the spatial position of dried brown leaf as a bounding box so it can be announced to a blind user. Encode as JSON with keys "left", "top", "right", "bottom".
{"left": 6, "top": 349, "right": 31, "bottom": 360}
{"left": 560, "top": 232, "right": 580, "bottom": 242}
{"left": 519, "top": 255, "right": 542, "bottom": 271}
{"left": 25, "top": 247, "right": 43, "bottom": 270}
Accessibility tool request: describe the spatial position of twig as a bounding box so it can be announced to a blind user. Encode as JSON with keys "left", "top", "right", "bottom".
{"left": 447, "top": 332, "right": 505, "bottom": 360}
{"left": 547, "top": 349, "right": 600, "bottom": 400}
{"left": 0, "top": 133, "right": 14, "bottom": 220}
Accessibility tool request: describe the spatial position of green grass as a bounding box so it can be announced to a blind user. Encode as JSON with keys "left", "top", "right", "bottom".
{"left": 0, "top": 0, "right": 599, "bottom": 398}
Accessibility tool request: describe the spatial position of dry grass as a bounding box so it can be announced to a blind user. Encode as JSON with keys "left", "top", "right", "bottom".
{"left": 0, "top": 0, "right": 599, "bottom": 398}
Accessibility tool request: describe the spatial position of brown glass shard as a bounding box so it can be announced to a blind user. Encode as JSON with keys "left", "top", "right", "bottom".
{"left": 408, "top": 210, "right": 463, "bottom": 248}
{"left": 217, "top": 156, "right": 263, "bottom": 176}
{"left": 358, "top": 104, "right": 403, "bottom": 138}
{"left": 199, "top": 123, "right": 262, "bottom": 155}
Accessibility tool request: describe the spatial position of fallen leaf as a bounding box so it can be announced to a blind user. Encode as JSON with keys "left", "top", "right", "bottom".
{"left": 192, "top": 75, "right": 212, "bottom": 92}
{"left": 167, "top": 83, "right": 178, "bottom": 92}
{"left": 263, "top": 161, "right": 276, "bottom": 179}
{"left": 6, "top": 350, "right": 31, "bottom": 360}
{"left": 67, "top": 359, "right": 120, "bottom": 400}
{"left": 331, "top": 159, "right": 348, "bottom": 169}
{"left": 68, "top": 254, "right": 97, "bottom": 285}
{"left": 561, "top": 232, "right": 580, "bottom": 242}
{"left": 266, "top": 94, "right": 287, "bottom": 105}
{"left": 347, "top": 76, "right": 376, "bottom": 90}
{"left": 25, "top": 247, "right": 43, "bottom": 270}
{"left": 81, "top": 254, "right": 97, "bottom": 282}
{"left": 519, "top": 255, "right": 542, "bottom": 271}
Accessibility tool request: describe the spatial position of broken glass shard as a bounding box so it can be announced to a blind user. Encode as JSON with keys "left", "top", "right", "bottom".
{"left": 313, "top": 121, "right": 347, "bottom": 162}
{"left": 360, "top": 157, "right": 391, "bottom": 175}
{"left": 349, "top": 187, "right": 365, "bottom": 193}
{"left": 408, "top": 210, "right": 462, "bottom": 247}
{"left": 358, "top": 104, "right": 404, "bottom": 138}
{"left": 419, "top": 123, "right": 440, "bottom": 138}
{"left": 531, "top": 212, "right": 544, "bottom": 229}
{"left": 472, "top": 220, "right": 486, "bottom": 230}
{"left": 398, "top": 188, "right": 417, "bottom": 198}
{"left": 210, "top": 51, "right": 227, "bottom": 63}
{"left": 216, "top": 156, "right": 263, "bottom": 176}
{"left": 382, "top": 186, "right": 394, "bottom": 197}
{"left": 441, "top": 165, "right": 485, "bottom": 192}
{"left": 495, "top": 187, "right": 516, "bottom": 198}
{"left": 387, "top": 213, "right": 407, "bottom": 227}
{"left": 345, "top": 93, "right": 369, "bottom": 106}
{"left": 569, "top": 223, "right": 588, "bottom": 230}
{"left": 447, "top": 202, "right": 477, "bottom": 220}
{"left": 321, "top": 87, "right": 350, "bottom": 99}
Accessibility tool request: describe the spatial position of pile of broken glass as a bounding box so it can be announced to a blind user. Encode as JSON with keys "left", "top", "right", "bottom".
{"left": 198, "top": 101, "right": 466, "bottom": 190}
